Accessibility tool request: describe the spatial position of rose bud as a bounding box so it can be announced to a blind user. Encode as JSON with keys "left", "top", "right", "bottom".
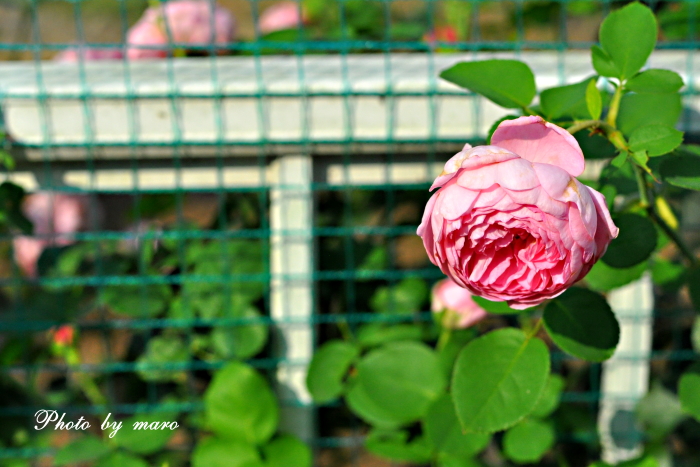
{"left": 417, "top": 116, "right": 619, "bottom": 309}
{"left": 126, "top": 1, "right": 235, "bottom": 60}
{"left": 259, "top": 1, "right": 305, "bottom": 35}
{"left": 432, "top": 279, "right": 488, "bottom": 329}
{"left": 52, "top": 325, "right": 75, "bottom": 347}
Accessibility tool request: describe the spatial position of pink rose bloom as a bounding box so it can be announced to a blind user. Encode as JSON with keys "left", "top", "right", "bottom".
{"left": 417, "top": 116, "right": 619, "bottom": 309}
{"left": 432, "top": 279, "right": 487, "bottom": 329}
{"left": 259, "top": 1, "right": 304, "bottom": 35}
{"left": 127, "top": 1, "right": 235, "bottom": 60}
{"left": 13, "top": 192, "right": 95, "bottom": 277}
{"left": 54, "top": 47, "right": 123, "bottom": 62}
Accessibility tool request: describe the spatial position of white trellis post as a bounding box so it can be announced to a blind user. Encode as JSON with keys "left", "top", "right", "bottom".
{"left": 598, "top": 274, "right": 654, "bottom": 463}
{"left": 269, "top": 154, "right": 315, "bottom": 443}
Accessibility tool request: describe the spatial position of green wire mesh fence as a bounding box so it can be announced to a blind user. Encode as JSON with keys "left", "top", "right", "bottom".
{"left": 0, "top": 1, "right": 698, "bottom": 466}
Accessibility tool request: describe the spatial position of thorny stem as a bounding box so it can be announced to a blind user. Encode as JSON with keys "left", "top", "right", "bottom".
{"left": 436, "top": 325, "right": 452, "bottom": 352}
{"left": 633, "top": 165, "right": 651, "bottom": 208}
{"left": 567, "top": 119, "right": 599, "bottom": 135}
{"left": 65, "top": 348, "right": 107, "bottom": 407}
{"left": 528, "top": 318, "right": 543, "bottom": 340}
{"left": 606, "top": 82, "right": 624, "bottom": 128}
{"left": 567, "top": 120, "right": 628, "bottom": 152}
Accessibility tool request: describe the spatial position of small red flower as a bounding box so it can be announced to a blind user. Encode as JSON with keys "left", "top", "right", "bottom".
{"left": 53, "top": 325, "right": 75, "bottom": 347}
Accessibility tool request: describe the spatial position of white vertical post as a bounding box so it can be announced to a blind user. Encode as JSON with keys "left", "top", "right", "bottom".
{"left": 269, "top": 154, "right": 315, "bottom": 443}
{"left": 598, "top": 274, "right": 654, "bottom": 463}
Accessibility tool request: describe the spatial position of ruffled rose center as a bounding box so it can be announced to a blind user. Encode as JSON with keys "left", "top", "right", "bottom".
{"left": 440, "top": 207, "right": 572, "bottom": 301}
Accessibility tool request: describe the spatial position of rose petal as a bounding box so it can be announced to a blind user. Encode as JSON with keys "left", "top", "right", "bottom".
{"left": 491, "top": 116, "right": 585, "bottom": 177}
{"left": 431, "top": 145, "right": 519, "bottom": 190}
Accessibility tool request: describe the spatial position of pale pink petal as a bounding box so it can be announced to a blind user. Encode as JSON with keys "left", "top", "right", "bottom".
{"left": 431, "top": 145, "right": 518, "bottom": 190}
{"left": 491, "top": 116, "right": 585, "bottom": 177}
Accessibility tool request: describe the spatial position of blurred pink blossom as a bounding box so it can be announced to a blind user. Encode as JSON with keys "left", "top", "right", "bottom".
{"left": 259, "top": 1, "right": 304, "bottom": 35}
{"left": 13, "top": 192, "right": 96, "bottom": 277}
{"left": 127, "top": 1, "right": 235, "bottom": 59}
{"left": 423, "top": 25, "right": 458, "bottom": 45}
{"left": 431, "top": 279, "right": 488, "bottom": 329}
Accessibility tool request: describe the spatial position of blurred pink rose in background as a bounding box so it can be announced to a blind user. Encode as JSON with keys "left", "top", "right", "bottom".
{"left": 423, "top": 25, "right": 458, "bottom": 45}
{"left": 417, "top": 116, "right": 619, "bottom": 310}
{"left": 54, "top": 47, "right": 123, "bottom": 62}
{"left": 432, "top": 278, "right": 487, "bottom": 329}
{"left": 13, "top": 192, "right": 97, "bottom": 277}
{"left": 127, "top": 0, "right": 235, "bottom": 59}
{"left": 258, "top": 1, "right": 304, "bottom": 34}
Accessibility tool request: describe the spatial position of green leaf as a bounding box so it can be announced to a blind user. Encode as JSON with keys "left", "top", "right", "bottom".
{"left": 591, "top": 45, "right": 618, "bottom": 78}
{"left": 610, "top": 151, "right": 628, "bottom": 168}
{"left": 112, "top": 411, "right": 178, "bottom": 455}
{"left": 544, "top": 287, "right": 620, "bottom": 362}
{"left": 651, "top": 258, "right": 686, "bottom": 288}
{"left": 574, "top": 131, "right": 617, "bottom": 160}
{"left": 636, "top": 382, "right": 685, "bottom": 441}
{"left": 95, "top": 452, "right": 149, "bottom": 467}
{"left": 210, "top": 305, "right": 268, "bottom": 359}
{"left": 306, "top": 340, "right": 360, "bottom": 404}
{"left": 437, "top": 454, "right": 485, "bottom": 467}
{"left": 263, "top": 435, "right": 312, "bottom": 467}
{"left": 135, "top": 335, "right": 189, "bottom": 383}
{"left": 437, "top": 329, "right": 476, "bottom": 379}
{"left": 679, "top": 364, "right": 700, "bottom": 422}
{"left": 472, "top": 295, "right": 524, "bottom": 314}
{"left": 503, "top": 419, "right": 555, "bottom": 464}
{"left": 602, "top": 213, "right": 658, "bottom": 268}
{"left": 629, "top": 124, "right": 684, "bottom": 157}
{"left": 54, "top": 436, "right": 110, "bottom": 466}
{"left": 598, "top": 2, "right": 657, "bottom": 80}
{"left": 586, "top": 79, "right": 602, "bottom": 120}
{"left": 586, "top": 260, "right": 647, "bottom": 292}
{"left": 192, "top": 438, "right": 263, "bottom": 467}
{"left": 692, "top": 317, "right": 700, "bottom": 353}
{"left": 451, "top": 328, "right": 550, "bottom": 433}
{"left": 345, "top": 341, "right": 446, "bottom": 427}
{"left": 370, "top": 277, "right": 428, "bottom": 314}
{"left": 356, "top": 323, "right": 424, "bottom": 348}
{"left": 631, "top": 150, "right": 653, "bottom": 176}
{"left": 101, "top": 284, "right": 172, "bottom": 318}
{"left": 205, "top": 361, "right": 279, "bottom": 445}
{"left": 626, "top": 69, "right": 684, "bottom": 94}
{"left": 365, "top": 429, "right": 433, "bottom": 463}
{"left": 531, "top": 374, "right": 565, "bottom": 419}
{"left": 618, "top": 93, "right": 682, "bottom": 137}
{"left": 600, "top": 161, "right": 637, "bottom": 195}
{"left": 660, "top": 150, "right": 700, "bottom": 191}
{"left": 423, "top": 394, "right": 490, "bottom": 459}
{"left": 440, "top": 60, "right": 536, "bottom": 109}
{"left": 689, "top": 268, "right": 700, "bottom": 312}
{"left": 539, "top": 78, "right": 592, "bottom": 120}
